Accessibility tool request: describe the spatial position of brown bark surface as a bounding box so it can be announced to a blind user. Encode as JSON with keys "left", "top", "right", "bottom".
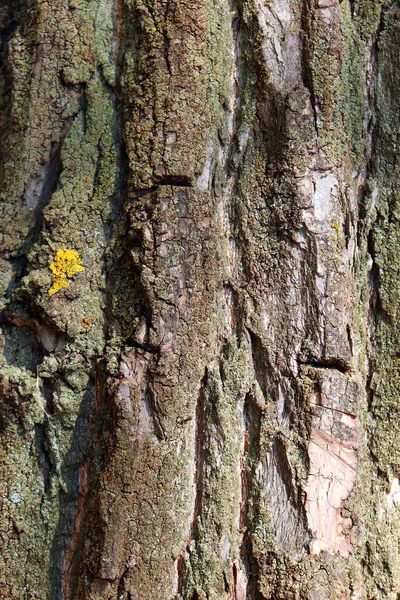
{"left": 0, "top": 0, "right": 399, "bottom": 599}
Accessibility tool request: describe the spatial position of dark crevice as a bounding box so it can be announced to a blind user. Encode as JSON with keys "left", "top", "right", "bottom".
{"left": 143, "top": 377, "right": 166, "bottom": 440}
{"left": 233, "top": 562, "right": 238, "bottom": 587}
{"left": 218, "top": 359, "right": 226, "bottom": 389}
{"left": 298, "top": 358, "right": 350, "bottom": 374}
{"left": 40, "top": 377, "right": 58, "bottom": 417}
{"left": 176, "top": 553, "right": 184, "bottom": 597}
{"left": 344, "top": 207, "right": 352, "bottom": 250}
{"left": 79, "top": 82, "right": 88, "bottom": 135}
{"left": 191, "top": 372, "right": 207, "bottom": 542}
{"left": 0, "top": 2, "right": 32, "bottom": 53}
{"left": 223, "top": 571, "right": 230, "bottom": 593}
{"left": 248, "top": 329, "right": 272, "bottom": 399}
{"left": 366, "top": 230, "right": 378, "bottom": 412}
{"left": 300, "top": 0, "right": 319, "bottom": 135}
{"left": 92, "top": 140, "right": 103, "bottom": 192}
{"left": 155, "top": 174, "right": 193, "bottom": 187}
{"left": 366, "top": 231, "right": 389, "bottom": 322}
{"left": 34, "top": 423, "right": 52, "bottom": 493}
{"left": 241, "top": 390, "right": 263, "bottom": 600}
{"left": 162, "top": 2, "right": 172, "bottom": 78}
{"left": 315, "top": 382, "right": 323, "bottom": 406}
{"left": 116, "top": 566, "right": 130, "bottom": 599}
{"left": 346, "top": 323, "right": 354, "bottom": 357}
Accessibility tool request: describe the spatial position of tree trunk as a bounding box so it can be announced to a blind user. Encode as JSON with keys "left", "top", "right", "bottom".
{"left": 0, "top": 0, "right": 399, "bottom": 598}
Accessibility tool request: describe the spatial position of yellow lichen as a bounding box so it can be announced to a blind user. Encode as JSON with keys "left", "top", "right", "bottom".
{"left": 331, "top": 221, "right": 341, "bottom": 234}
{"left": 48, "top": 249, "right": 85, "bottom": 296}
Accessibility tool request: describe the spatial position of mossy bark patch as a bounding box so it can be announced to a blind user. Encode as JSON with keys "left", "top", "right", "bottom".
{"left": 0, "top": 0, "right": 400, "bottom": 598}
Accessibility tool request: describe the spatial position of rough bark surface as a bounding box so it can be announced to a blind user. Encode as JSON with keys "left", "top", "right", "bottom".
{"left": 0, "top": 0, "right": 399, "bottom": 599}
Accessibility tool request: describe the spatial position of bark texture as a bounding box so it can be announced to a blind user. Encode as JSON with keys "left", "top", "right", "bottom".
{"left": 0, "top": 0, "right": 399, "bottom": 598}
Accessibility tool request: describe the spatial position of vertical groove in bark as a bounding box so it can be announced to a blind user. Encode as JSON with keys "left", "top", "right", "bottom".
{"left": 192, "top": 375, "right": 207, "bottom": 545}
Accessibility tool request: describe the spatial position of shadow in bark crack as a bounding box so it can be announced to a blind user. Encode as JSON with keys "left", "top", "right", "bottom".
{"left": 191, "top": 373, "right": 207, "bottom": 543}
{"left": 241, "top": 390, "right": 263, "bottom": 599}
{"left": 20, "top": 138, "right": 63, "bottom": 255}
{"left": 48, "top": 370, "right": 102, "bottom": 600}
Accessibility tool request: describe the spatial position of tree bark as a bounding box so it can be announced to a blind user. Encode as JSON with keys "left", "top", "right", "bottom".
{"left": 0, "top": 0, "right": 399, "bottom": 598}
